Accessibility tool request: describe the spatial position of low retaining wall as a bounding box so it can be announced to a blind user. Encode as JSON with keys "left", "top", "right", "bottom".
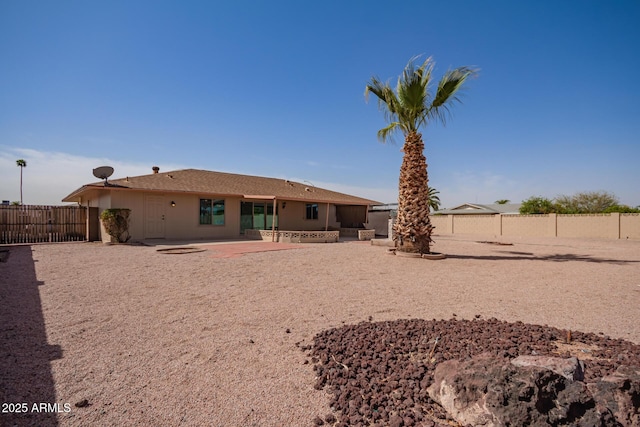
{"left": 357, "top": 229, "right": 375, "bottom": 241}
{"left": 338, "top": 228, "right": 376, "bottom": 240}
{"left": 245, "top": 229, "right": 340, "bottom": 243}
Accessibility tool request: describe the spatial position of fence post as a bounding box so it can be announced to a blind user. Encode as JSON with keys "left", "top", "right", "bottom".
{"left": 494, "top": 214, "right": 503, "bottom": 236}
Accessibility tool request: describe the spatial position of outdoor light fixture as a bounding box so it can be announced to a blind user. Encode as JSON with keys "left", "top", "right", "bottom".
{"left": 170, "top": 201, "right": 176, "bottom": 207}
{"left": 282, "top": 202, "right": 286, "bottom": 209}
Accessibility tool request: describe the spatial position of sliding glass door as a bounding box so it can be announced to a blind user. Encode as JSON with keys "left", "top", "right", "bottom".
{"left": 240, "top": 201, "right": 278, "bottom": 234}
{"left": 240, "top": 202, "right": 253, "bottom": 234}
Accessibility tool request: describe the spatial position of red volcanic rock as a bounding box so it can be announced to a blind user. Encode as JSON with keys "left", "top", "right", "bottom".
{"left": 588, "top": 365, "right": 640, "bottom": 427}
{"left": 510, "top": 355, "right": 585, "bottom": 381}
{"left": 308, "top": 318, "right": 640, "bottom": 426}
{"left": 428, "top": 353, "right": 602, "bottom": 426}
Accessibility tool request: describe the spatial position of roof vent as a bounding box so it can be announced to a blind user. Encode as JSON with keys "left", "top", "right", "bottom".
{"left": 152, "top": 166, "right": 160, "bottom": 174}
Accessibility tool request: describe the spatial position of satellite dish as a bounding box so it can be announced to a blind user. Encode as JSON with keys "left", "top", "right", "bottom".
{"left": 93, "top": 166, "right": 114, "bottom": 185}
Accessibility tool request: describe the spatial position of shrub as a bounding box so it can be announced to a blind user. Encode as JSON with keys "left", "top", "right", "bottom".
{"left": 555, "top": 191, "right": 618, "bottom": 214}
{"left": 520, "top": 192, "right": 630, "bottom": 214}
{"left": 100, "top": 208, "right": 131, "bottom": 243}
{"left": 519, "top": 196, "right": 558, "bottom": 214}
{"left": 603, "top": 205, "right": 640, "bottom": 213}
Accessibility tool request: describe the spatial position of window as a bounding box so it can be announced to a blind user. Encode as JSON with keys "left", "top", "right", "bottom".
{"left": 306, "top": 203, "right": 318, "bottom": 220}
{"left": 200, "top": 199, "right": 225, "bottom": 225}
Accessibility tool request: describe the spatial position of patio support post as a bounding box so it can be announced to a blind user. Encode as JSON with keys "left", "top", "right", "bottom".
{"left": 272, "top": 198, "right": 277, "bottom": 242}
{"left": 325, "top": 202, "right": 329, "bottom": 231}
{"left": 85, "top": 203, "right": 90, "bottom": 242}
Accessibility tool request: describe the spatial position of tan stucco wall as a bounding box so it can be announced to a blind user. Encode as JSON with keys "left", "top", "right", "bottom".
{"left": 451, "top": 215, "right": 495, "bottom": 235}
{"left": 110, "top": 191, "right": 145, "bottom": 239}
{"left": 430, "top": 215, "right": 448, "bottom": 234}
{"left": 96, "top": 191, "right": 243, "bottom": 241}
{"left": 278, "top": 201, "right": 340, "bottom": 230}
{"left": 502, "top": 214, "right": 556, "bottom": 237}
{"left": 428, "top": 212, "right": 640, "bottom": 240}
{"left": 88, "top": 191, "right": 353, "bottom": 241}
{"left": 162, "top": 194, "right": 241, "bottom": 240}
{"left": 556, "top": 214, "right": 619, "bottom": 239}
{"left": 621, "top": 213, "right": 640, "bottom": 239}
{"left": 94, "top": 193, "right": 113, "bottom": 242}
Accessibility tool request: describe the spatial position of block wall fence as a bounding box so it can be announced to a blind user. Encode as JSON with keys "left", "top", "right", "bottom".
{"left": 427, "top": 213, "right": 640, "bottom": 240}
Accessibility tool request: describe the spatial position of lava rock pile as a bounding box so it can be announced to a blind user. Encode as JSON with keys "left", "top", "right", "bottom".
{"left": 305, "top": 318, "right": 640, "bottom": 426}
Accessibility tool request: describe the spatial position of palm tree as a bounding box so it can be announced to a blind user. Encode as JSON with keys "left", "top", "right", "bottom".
{"left": 366, "top": 56, "right": 476, "bottom": 254}
{"left": 428, "top": 187, "right": 441, "bottom": 212}
{"left": 495, "top": 199, "right": 510, "bottom": 205}
{"left": 16, "top": 159, "right": 27, "bottom": 205}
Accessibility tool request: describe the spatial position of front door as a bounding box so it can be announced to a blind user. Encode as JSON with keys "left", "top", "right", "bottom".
{"left": 145, "top": 195, "right": 165, "bottom": 238}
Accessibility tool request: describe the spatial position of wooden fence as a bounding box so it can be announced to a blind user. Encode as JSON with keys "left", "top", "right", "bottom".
{"left": 0, "top": 205, "right": 87, "bottom": 244}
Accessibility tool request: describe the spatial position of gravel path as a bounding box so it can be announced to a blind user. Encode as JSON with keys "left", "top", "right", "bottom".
{"left": 1, "top": 234, "right": 639, "bottom": 426}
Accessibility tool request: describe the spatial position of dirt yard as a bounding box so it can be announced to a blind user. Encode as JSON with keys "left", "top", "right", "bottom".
{"left": 1, "top": 234, "right": 639, "bottom": 426}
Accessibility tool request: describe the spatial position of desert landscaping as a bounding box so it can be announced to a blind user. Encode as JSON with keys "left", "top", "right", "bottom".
{"left": 1, "top": 234, "right": 639, "bottom": 426}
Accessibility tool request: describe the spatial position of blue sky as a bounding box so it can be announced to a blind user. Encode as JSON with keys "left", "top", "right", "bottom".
{"left": 1, "top": 0, "right": 639, "bottom": 207}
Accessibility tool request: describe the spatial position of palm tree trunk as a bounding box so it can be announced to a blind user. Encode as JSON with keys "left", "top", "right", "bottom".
{"left": 394, "top": 132, "right": 433, "bottom": 254}
{"left": 20, "top": 167, "right": 23, "bottom": 205}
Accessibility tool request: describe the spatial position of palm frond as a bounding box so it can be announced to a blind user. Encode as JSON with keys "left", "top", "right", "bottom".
{"left": 377, "top": 122, "right": 401, "bottom": 143}
{"left": 364, "top": 76, "right": 387, "bottom": 103}
{"left": 428, "top": 66, "right": 478, "bottom": 125}
{"left": 396, "top": 56, "right": 434, "bottom": 133}
{"left": 366, "top": 76, "right": 403, "bottom": 143}
{"left": 427, "top": 187, "right": 441, "bottom": 212}
{"left": 366, "top": 57, "right": 477, "bottom": 139}
{"left": 366, "top": 78, "right": 396, "bottom": 117}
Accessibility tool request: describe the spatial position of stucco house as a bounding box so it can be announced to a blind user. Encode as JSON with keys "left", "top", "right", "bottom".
{"left": 62, "top": 168, "right": 380, "bottom": 242}
{"left": 434, "top": 203, "right": 522, "bottom": 215}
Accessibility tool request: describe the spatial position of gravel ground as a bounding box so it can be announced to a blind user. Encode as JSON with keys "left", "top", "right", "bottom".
{"left": 1, "top": 234, "right": 639, "bottom": 426}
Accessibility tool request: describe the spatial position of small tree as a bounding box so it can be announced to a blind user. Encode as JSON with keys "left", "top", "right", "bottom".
{"left": 100, "top": 209, "right": 131, "bottom": 243}
{"left": 428, "top": 187, "right": 441, "bottom": 212}
{"left": 555, "top": 191, "right": 618, "bottom": 214}
{"left": 519, "top": 196, "right": 557, "bottom": 214}
{"left": 520, "top": 192, "right": 625, "bottom": 214}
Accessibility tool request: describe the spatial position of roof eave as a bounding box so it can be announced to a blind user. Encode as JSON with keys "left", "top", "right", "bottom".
{"left": 61, "top": 184, "right": 105, "bottom": 203}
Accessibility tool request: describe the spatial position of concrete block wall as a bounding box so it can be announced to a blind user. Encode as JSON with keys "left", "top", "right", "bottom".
{"left": 427, "top": 212, "right": 640, "bottom": 240}
{"left": 621, "top": 213, "right": 640, "bottom": 239}
{"left": 502, "top": 214, "right": 556, "bottom": 237}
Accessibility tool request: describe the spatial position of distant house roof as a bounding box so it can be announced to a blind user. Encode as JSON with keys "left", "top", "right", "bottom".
{"left": 434, "top": 203, "right": 522, "bottom": 215}
{"left": 62, "top": 168, "right": 380, "bottom": 205}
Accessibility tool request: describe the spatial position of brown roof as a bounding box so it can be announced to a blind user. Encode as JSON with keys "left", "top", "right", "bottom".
{"left": 63, "top": 169, "right": 380, "bottom": 205}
